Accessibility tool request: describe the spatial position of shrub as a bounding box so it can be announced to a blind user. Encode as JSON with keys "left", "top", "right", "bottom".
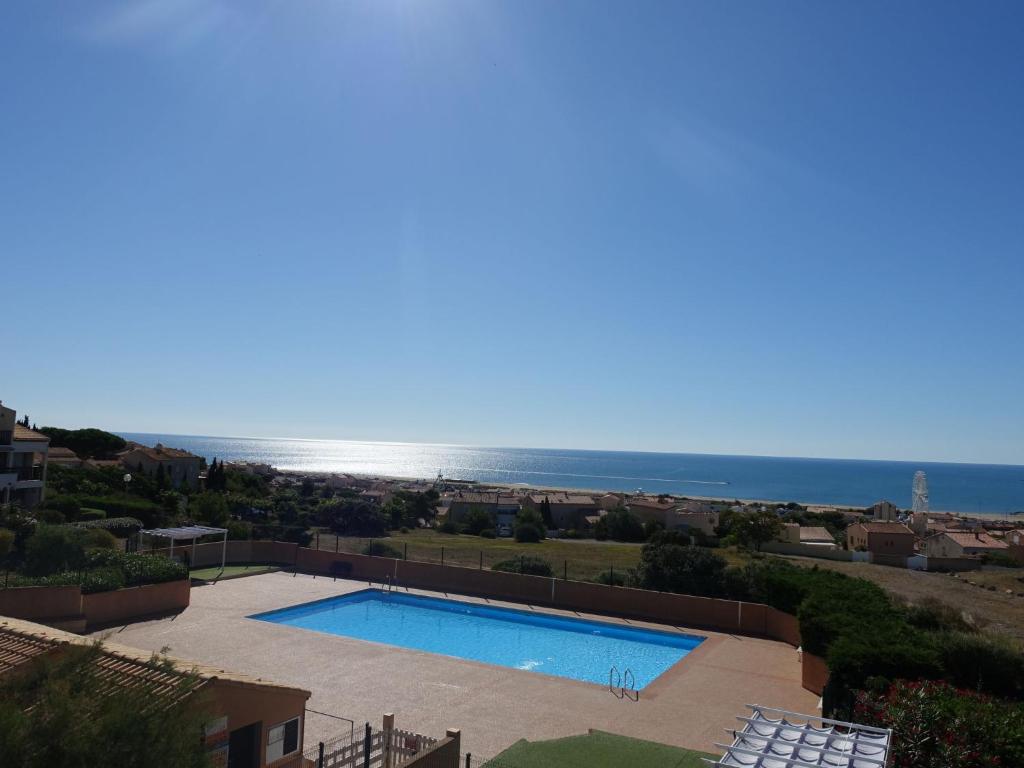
{"left": 69, "top": 517, "right": 144, "bottom": 537}
{"left": 77, "top": 496, "right": 164, "bottom": 527}
{"left": 633, "top": 532, "right": 728, "bottom": 596}
{"left": 604, "top": 508, "right": 645, "bottom": 542}
{"left": 83, "top": 528, "right": 119, "bottom": 551}
{"left": 478, "top": 528, "right": 496, "bottom": 539}
{"left": 78, "top": 566, "right": 126, "bottom": 594}
{"left": 437, "top": 519, "right": 459, "bottom": 534}
{"left": 492, "top": 556, "right": 554, "bottom": 577}
{"left": 78, "top": 508, "right": 107, "bottom": 522}
{"left": 932, "top": 630, "right": 1024, "bottom": 700}
{"left": 362, "top": 541, "right": 402, "bottom": 558}
{"left": 854, "top": 680, "right": 1024, "bottom": 768}
{"left": 513, "top": 508, "right": 546, "bottom": 543}
{"left": 41, "top": 494, "right": 81, "bottom": 519}
{"left": 24, "top": 526, "right": 87, "bottom": 576}
{"left": 461, "top": 507, "right": 495, "bottom": 536}
{"left": 594, "top": 569, "right": 626, "bottom": 586}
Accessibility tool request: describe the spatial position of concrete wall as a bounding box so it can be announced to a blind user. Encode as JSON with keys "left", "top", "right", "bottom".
{"left": 0, "top": 584, "right": 81, "bottom": 622}
{"left": 404, "top": 730, "right": 461, "bottom": 768}
{"left": 801, "top": 652, "right": 829, "bottom": 696}
{"left": 922, "top": 556, "right": 982, "bottom": 572}
{"left": 82, "top": 580, "right": 190, "bottom": 628}
{"left": 0, "top": 580, "right": 190, "bottom": 630}
{"left": 761, "top": 542, "right": 852, "bottom": 561}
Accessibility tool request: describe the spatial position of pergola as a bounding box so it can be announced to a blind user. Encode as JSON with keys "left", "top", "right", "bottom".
{"left": 139, "top": 525, "right": 229, "bottom": 571}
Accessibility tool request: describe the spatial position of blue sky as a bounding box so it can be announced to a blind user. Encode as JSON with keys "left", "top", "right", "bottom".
{"left": 3, "top": 1, "right": 1023, "bottom": 464}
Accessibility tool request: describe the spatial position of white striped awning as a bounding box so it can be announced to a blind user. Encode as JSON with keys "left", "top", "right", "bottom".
{"left": 703, "top": 705, "right": 892, "bottom": 768}
{"left": 140, "top": 526, "right": 227, "bottom": 541}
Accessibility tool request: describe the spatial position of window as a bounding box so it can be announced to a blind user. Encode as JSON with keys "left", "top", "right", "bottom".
{"left": 266, "top": 716, "right": 301, "bottom": 763}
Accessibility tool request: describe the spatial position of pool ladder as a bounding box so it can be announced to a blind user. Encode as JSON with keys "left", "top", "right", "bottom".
{"left": 609, "top": 665, "right": 639, "bottom": 701}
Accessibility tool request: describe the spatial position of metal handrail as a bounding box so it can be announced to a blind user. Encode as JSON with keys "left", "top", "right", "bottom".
{"left": 608, "top": 666, "right": 621, "bottom": 697}
{"left": 622, "top": 668, "right": 638, "bottom": 701}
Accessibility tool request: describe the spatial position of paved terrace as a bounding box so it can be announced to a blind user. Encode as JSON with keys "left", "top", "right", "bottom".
{"left": 91, "top": 573, "right": 817, "bottom": 758}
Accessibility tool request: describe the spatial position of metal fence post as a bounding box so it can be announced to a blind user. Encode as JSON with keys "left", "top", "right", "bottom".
{"left": 610, "top": 563, "right": 614, "bottom": 586}
{"left": 441, "top": 546, "right": 445, "bottom": 567}
{"left": 317, "top": 741, "right": 325, "bottom": 768}
{"left": 404, "top": 542, "right": 408, "bottom": 561}
{"left": 363, "top": 723, "right": 372, "bottom": 768}
{"left": 369, "top": 538, "right": 374, "bottom": 556}
{"left": 479, "top": 551, "right": 483, "bottom": 570}
{"left": 336, "top": 536, "right": 340, "bottom": 553}
{"left": 465, "top": 753, "right": 472, "bottom": 768}
{"left": 520, "top": 554, "right": 524, "bottom": 574}
{"left": 564, "top": 560, "right": 567, "bottom": 581}
{"left": 316, "top": 531, "right": 320, "bottom": 550}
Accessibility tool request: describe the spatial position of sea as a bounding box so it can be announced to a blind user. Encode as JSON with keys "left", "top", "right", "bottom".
{"left": 118, "top": 433, "right": 1024, "bottom": 517}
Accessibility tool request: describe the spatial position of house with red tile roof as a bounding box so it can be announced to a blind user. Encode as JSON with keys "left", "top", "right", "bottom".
{"left": 922, "top": 530, "right": 1009, "bottom": 559}
{"left": 845, "top": 521, "right": 916, "bottom": 557}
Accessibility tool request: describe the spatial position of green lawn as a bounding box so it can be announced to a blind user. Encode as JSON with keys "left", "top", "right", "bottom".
{"left": 481, "top": 731, "right": 717, "bottom": 768}
{"left": 189, "top": 564, "right": 280, "bottom": 581}
{"left": 314, "top": 529, "right": 752, "bottom": 582}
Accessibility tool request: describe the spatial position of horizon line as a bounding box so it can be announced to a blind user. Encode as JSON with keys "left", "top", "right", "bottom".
{"left": 113, "top": 429, "right": 1024, "bottom": 471}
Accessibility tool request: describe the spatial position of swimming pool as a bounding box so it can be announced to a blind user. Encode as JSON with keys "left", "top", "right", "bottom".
{"left": 251, "top": 589, "right": 703, "bottom": 688}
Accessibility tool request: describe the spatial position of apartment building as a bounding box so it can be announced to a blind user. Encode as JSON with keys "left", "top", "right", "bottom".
{"left": 0, "top": 402, "right": 49, "bottom": 508}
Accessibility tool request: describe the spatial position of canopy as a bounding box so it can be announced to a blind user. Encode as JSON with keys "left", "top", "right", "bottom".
{"left": 704, "top": 704, "right": 892, "bottom": 768}
{"left": 139, "top": 526, "right": 228, "bottom": 571}
{"left": 140, "top": 525, "right": 227, "bottom": 541}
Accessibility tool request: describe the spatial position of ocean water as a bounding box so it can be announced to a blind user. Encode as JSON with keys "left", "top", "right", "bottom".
{"left": 251, "top": 589, "right": 701, "bottom": 688}
{"left": 118, "top": 432, "right": 1024, "bottom": 515}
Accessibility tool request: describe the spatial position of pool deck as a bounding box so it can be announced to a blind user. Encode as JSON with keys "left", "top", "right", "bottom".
{"left": 90, "top": 572, "right": 818, "bottom": 758}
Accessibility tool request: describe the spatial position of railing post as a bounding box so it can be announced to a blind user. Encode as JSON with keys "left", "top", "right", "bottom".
{"left": 441, "top": 546, "right": 445, "bottom": 567}
{"left": 404, "top": 542, "right": 408, "bottom": 561}
{"left": 520, "top": 554, "right": 524, "bottom": 574}
{"left": 363, "top": 722, "right": 372, "bottom": 768}
{"left": 465, "top": 752, "right": 472, "bottom": 768}
{"left": 382, "top": 713, "right": 394, "bottom": 768}
{"left": 609, "top": 563, "right": 614, "bottom": 586}
{"left": 369, "top": 538, "right": 374, "bottom": 556}
{"left": 336, "top": 536, "right": 340, "bottom": 554}
{"left": 316, "top": 531, "right": 320, "bottom": 550}
{"left": 564, "top": 560, "right": 567, "bottom": 581}
{"left": 318, "top": 741, "right": 325, "bottom": 768}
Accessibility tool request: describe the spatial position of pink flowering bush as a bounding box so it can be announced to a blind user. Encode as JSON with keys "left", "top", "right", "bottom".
{"left": 854, "top": 680, "right": 1024, "bottom": 768}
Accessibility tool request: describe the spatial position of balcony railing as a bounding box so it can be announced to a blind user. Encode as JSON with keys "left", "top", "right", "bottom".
{"left": 0, "top": 465, "right": 43, "bottom": 482}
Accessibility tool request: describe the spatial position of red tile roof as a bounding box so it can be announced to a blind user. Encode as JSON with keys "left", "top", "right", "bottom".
{"left": 13, "top": 424, "right": 49, "bottom": 442}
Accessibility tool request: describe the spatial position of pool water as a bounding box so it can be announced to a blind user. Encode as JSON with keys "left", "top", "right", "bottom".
{"left": 251, "top": 589, "right": 703, "bottom": 688}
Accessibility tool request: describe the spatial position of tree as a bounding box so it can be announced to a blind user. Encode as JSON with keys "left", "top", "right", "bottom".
{"left": 0, "top": 643, "right": 212, "bottom": 768}
{"left": 190, "top": 493, "right": 229, "bottom": 527}
{"left": 514, "top": 508, "right": 546, "bottom": 543}
{"left": 38, "top": 427, "right": 127, "bottom": 459}
{"left": 0, "top": 528, "right": 15, "bottom": 561}
{"left": 732, "top": 509, "right": 783, "bottom": 551}
{"left": 462, "top": 506, "right": 494, "bottom": 536}
{"left": 604, "top": 507, "right": 645, "bottom": 542}
{"left": 634, "top": 531, "right": 728, "bottom": 596}
{"left": 319, "top": 499, "right": 388, "bottom": 537}
{"left": 156, "top": 464, "right": 167, "bottom": 491}
{"left": 539, "top": 497, "right": 553, "bottom": 528}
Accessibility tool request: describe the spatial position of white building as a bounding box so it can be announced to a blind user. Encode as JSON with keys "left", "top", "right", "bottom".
{"left": 0, "top": 403, "right": 50, "bottom": 508}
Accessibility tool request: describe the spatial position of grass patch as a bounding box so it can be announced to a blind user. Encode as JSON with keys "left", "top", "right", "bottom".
{"left": 312, "top": 529, "right": 754, "bottom": 582}
{"left": 190, "top": 563, "right": 279, "bottom": 582}
{"left": 482, "top": 731, "right": 717, "bottom": 768}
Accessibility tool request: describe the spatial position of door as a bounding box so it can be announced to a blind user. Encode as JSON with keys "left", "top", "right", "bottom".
{"left": 228, "top": 722, "right": 261, "bottom": 768}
